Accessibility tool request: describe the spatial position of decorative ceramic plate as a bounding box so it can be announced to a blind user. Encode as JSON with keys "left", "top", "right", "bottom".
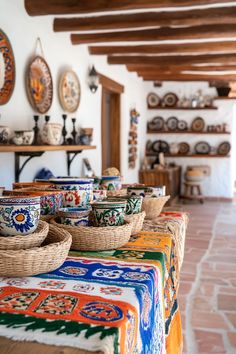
{"left": 195, "top": 141, "right": 211, "bottom": 154}
{"left": 178, "top": 142, "right": 190, "bottom": 155}
{"left": 152, "top": 116, "right": 165, "bottom": 130}
{"left": 59, "top": 70, "right": 81, "bottom": 113}
{"left": 191, "top": 117, "right": 205, "bottom": 132}
{"left": 26, "top": 55, "right": 53, "bottom": 114}
{"left": 152, "top": 140, "right": 169, "bottom": 153}
{"left": 162, "top": 92, "right": 178, "bottom": 107}
{"left": 147, "top": 92, "right": 160, "bottom": 108}
{"left": 0, "top": 29, "right": 15, "bottom": 105}
{"left": 217, "top": 141, "right": 231, "bottom": 155}
{"left": 166, "top": 116, "right": 178, "bottom": 131}
{"left": 178, "top": 120, "right": 188, "bottom": 131}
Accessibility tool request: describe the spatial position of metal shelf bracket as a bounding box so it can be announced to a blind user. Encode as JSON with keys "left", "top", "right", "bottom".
{"left": 66, "top": 150, "right": 82, "bottom": 176}
{"left": 15, "top": 151, "right": 44, "bottom": 182}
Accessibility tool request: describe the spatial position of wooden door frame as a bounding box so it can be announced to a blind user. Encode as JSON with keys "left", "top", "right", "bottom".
{"left": 99, "top": 73, "right": 124, "bottom": 172}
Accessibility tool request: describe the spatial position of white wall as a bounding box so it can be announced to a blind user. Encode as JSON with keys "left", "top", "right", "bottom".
{"left": 0, "top": 0, "right": 146, "bottom": 188}
{"left": 142, "top": 81, "right": 236, "bottom": 198}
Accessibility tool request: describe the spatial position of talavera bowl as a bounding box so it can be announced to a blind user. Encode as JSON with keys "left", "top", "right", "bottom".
{"left": 0, "top": 196, "right": 41, "bottom": 236}
{"left": 108, "top": 195, "right": 143, "bottom": 215}
{"left": 91, "top": 200, "right": 127, "bottom": 227}
{"left": 57, "top": 207, "right": 90, "bottom": 226}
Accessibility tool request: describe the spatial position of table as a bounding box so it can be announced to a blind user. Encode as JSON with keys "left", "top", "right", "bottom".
{"left": 0, "top": 212, "right": 187, "bottom": 354}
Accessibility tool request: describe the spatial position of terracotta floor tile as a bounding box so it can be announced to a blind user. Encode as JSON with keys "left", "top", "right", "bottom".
{"left": 227, "top": 332, "right": 236, "bottom": 348}
{"left": 195, "top": 330, "right": 226, "bottom": 353}
{"left": 192, "top": 311, "right": 229, "bottom": 329}
{"left": 226, "top": 313, "right": 236, "bottom": 329}
{"left": 218, "top": 294, "right": 236, "bottom": 311}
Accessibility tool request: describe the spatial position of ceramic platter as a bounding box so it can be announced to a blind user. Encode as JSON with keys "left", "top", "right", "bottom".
{"left": 166, "top": 116, "right": 178, "bottom": 131}
{"left": 178, "top": 120, "right": 188, "bottom": 131}
{"left": 0, "top": 29, "right": 15, "bottom": 105}
{"left": 26, "top": 55, "right": 53, "bottom": 114}
{"left": 178, "top": 142, "right": 190, "bottom": 155}
{"left": 152, "top": 140, "right": 169, "bottom": 153}
{"left": 191, "top": 117, "right": 205, "bottom": 132}
{"left": 217, "top": 141, "right": 231, "bottom": 155}
{"left": 162, "top": 92, "right": 178, "bottom": 107}
{"left": 59, "top": 70, "right": 81, "bottom": 113}
{"left": 195, "top": 141, "right": 211, "bottom": 154}
{"left": 147, "top": 92, "right": 160, "bottom": 108}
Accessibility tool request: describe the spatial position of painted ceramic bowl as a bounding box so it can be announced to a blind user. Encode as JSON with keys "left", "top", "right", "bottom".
{"left": 5, "top": 189, "right": 64, "bottom": 216}
{"left": 50, "top": 178, "right": 94, "bottom": 208}
{"left": 0, "top": 196, "right": 41, "bottom": 236}
{"left": 91, "top": 200, "right": 127, "bottom": 227}
{"left": 93, "top": 189, "right": 107, "bottom": 201}
{"left": 57, "top": 207, "right": 90, "bottom": 226}
{"left": 127, "top": 185, "right": 166, "bottom": 198}
{"left": 41, "top": 123, "right": 62, "bottom": 145}
{"left": 108, "top": 195, "right": 143, "bottom": 215}
{"left": 13, "top": 130, "right": 34, "bottom": 145}
{"left": 100, "top": 176, "right": 121, "bottom": 191}
{"left": 127, "top": 186, "right": 147, "bottom": 197}
{"left": 93, "top": 177, "right": 101, "bottom": 190}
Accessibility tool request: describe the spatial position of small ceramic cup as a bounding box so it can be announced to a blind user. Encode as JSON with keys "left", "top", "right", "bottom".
{"left": 57, "top": 207, "right": 90, "bottom": 226}
{"left": 91, "top": 200, "right": 127, "bottom": 227}
{"left": 127, "top": 186, "right": 147, "bottom": 197}
{"left": 0, "top": 196, "right": 41, "bottom": 236}
{"left": 108, "top": 195, "right": 143, "bottom": 215}
{"left": 100, "top": 176, "right": 121, "bottom": 191}
{"left": 93, "top": 189, "right": 107, "bottom": 201}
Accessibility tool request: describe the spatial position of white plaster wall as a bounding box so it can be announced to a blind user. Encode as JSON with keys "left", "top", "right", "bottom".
{"left": 142, "top": 82, "right": 236, "bottom": 198}
{"left": 0, "top": 0, "right": 146, "bottom": 188}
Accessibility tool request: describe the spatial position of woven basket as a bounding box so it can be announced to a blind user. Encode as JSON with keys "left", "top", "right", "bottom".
{"left": 40, "top": 215, "right": 54, "bottom": 222}
{"left": 0, "top": 224, "right": 72, "bottom": 277}
{"left": 0, "top": 220, "right": 49, "bottom": 250}
{"left": 106, "top": 188, "right": 127, "bottom": 197}
{"left": 142, "top": 195, "right": 170, "bottom": 220}
{"left": 50, "top": 217, "right": 133, "bottom": 251}
{"left": 125, "top": 211, "right": 146, "bottom": 235}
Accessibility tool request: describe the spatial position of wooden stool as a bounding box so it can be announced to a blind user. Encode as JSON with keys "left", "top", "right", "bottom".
{"left": 183, "top": 181, "right": 204, "bottom": 204}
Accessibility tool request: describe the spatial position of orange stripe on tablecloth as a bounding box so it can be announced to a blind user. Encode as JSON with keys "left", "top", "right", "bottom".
{"left": 166, "top": 308, "right": 183, "bottom": 354}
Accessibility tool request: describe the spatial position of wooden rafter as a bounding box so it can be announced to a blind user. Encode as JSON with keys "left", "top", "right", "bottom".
{"left": 54, "top": 7, "right": 236, "bottom": 32}
{"left": 127, "top": 64, "right": 236, "bottom": 73}
{"left": 142, "top": 73, "right": 236, "bottom": 81}
{"left": 108, "top": 53, "right": 236, "bottom": 66}
{"left": 71, "top": 24, "right": 236, "bottom": 44}
{"left": 89, "top": 41, "right": 236, "bottom": 56}
{"left": 25, "top": 0, "right": 229, "bottom": 16}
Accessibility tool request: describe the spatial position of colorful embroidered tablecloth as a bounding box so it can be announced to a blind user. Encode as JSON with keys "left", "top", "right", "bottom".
{"left": 0, "top": 222, "right": 184, "bottom": 354}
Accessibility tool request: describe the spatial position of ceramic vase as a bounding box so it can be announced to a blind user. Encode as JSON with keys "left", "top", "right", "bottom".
{"left": 91, "top": 200, "right": 126, "bottom": 227}
{"left": 0, "top": 196, "right": 41, "bottom": 236}
{"left": 50, "top": 178, "right": 94, "bottom": 208}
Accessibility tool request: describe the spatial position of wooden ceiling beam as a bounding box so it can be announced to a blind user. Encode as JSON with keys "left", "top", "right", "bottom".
{"left": 89, "top": 41, "right": 236, "bottom": 56}
{"left": 25, "top": 0, "right": 229, "bottom": 16}
{"left": 71, "top": 24, "right": 236, "bottom": 44}
{"left": 108, "top": 53, "right": 236, "bottom": 66}
{"left": 127, "top": 64, "right": 236, "bottom": 73}
{"left": 142, "top": 73, "right": 236, "bottom": 81}
{"left": 54, "top": 7, "right": 236, "bottom": 32}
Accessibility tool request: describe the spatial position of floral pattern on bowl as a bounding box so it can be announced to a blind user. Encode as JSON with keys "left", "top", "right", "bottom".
{"left": 108, "top": 195, "right": 143, "bottom": 215}
{"left": 0, "top": 196, "right": 41, "bottom": 236}
{"left": 58, "top": 207, "right": 90, "bottom": 227}
{"left": 91, "top": 201, "right": 126, "bottom": 227}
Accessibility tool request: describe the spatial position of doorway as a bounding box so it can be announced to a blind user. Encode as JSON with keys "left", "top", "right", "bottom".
{"left": 99, "top": 74, "right": 124, "bottom": 172}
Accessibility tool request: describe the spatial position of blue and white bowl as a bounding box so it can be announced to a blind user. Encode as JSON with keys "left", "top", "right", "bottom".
{"left": 50, "top": 178, "right": 94, "bottom": 208}
{"left": 57, "top": 207, "right": 90, "bottom": 227}
{"left": 0, "top": 196, "right": 41, "bottom": 236}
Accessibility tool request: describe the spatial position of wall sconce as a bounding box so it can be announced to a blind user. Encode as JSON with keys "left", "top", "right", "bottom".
{"left": 88, "top": 65, "right": 99, "bottom": 93}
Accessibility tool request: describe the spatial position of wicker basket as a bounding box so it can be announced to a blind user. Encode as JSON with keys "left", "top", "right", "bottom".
{"left": 50, "top": 217, "right": 133, "bottom": 251}
{"left": 0, "top": 224, "right": 72, "bottom": 277}
{"left": 0, "top": 220, "right": 49, "bottom": 250}
{"left": 106, "top": 188, "right": 127, "bottom": 197}
{"left": 125, "top": 211, "right": 146, "bottom": 235}
{"left": 142, "top": 195, "right": 170, "bottom": 220}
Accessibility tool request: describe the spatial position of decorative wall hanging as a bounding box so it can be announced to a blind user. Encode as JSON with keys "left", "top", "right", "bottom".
{"left": 191, "top": 117, "right": 205, "bottom": 132}
{"left": 26, "top": 38, "right": 53, "bottom": 114}
{"left": 217, "top": 141, "right": 231, "bottom": 155}
{"left": 0, "top": 29, "right": 15, "bottom": 105}
{"left": 162, "top": 92, "right": 178, "bottom": 107}
{"left": 178, "top": 142, "right": 190, "bottom": 155}
{"left": 59, "top": 70, "right": 81, "bottom": 112}
{"left": 128, "top": 108, "right": 139, "bottom": 169}
{"left": 166, "top": 116, "right": 178, "bottom": 131}
{"left": 194, "top": 141, "right": 211, "bottom": 155}
{"left": 147, "top": 93, "right": 160, "bottom": 108}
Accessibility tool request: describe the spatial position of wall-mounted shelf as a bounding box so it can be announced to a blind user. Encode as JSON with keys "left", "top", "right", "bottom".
{"left": 146, "top": 152, "right": 230, "bottom": 158}
{"left": 0, "top": 145, "right": 96, "bottom": 182}
{"left": 214, "top": 97, "right": 236, "bottom": 100}
{"left": 147, "top": 130, "right": 230, "bottom": 135}
{"left": 147, "top": 106, "right": 218, "bottom": 110}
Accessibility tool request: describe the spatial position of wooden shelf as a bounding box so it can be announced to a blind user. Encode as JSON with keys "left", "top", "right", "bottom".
{"left": 214, "top": 97, "right": 236, "bottom": 100}
{"left": 146, "top": 153, "right": 230, "bottom": 158}
{"left": 0, "top": 145, "right": 96, "bottom": 153}
{"left": 147, "top": 106, "right": 218, "bottom": 110}
{"left": 147, "top": 130, "right": 230, "bottom": 135}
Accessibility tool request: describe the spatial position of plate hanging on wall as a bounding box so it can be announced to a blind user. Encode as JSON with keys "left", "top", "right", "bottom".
{"left": 0, "top": 29, "right": 15, "bottom": 105}
{"left": 147, "top": 92, "right": 160, "bottom": 108}
{"left": 178, "top": 120, "right": 188, "bottom": 131}
{"left": 152, "top": 116, "right": 164, "bottom": 130}
{"left": 59, "top": 70, "right": 81, "bottom": 113}
{"left": 194, "top": 141, "right": 211, "bottom": 154}
{"left": 166, "top": 116, "right": 178, "bottom": 131}
{"left": 26, "top": 55, "right": 53, "bottom": 114}
{"left": 217, "top": 141, "right": 231, "bottom": 155}
{"left": 162, "top": 92, "right": 178, "bottom": 107}
{"left": 152, "top": 140, "right": 169, "bottom": 153}
{"left": 178, "top": 142, "right": 190, "bottom": 155}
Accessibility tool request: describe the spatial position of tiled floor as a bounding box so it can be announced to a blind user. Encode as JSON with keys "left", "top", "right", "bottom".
{"left": 178, "top": 202, "right": 236, "bottom": 354}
